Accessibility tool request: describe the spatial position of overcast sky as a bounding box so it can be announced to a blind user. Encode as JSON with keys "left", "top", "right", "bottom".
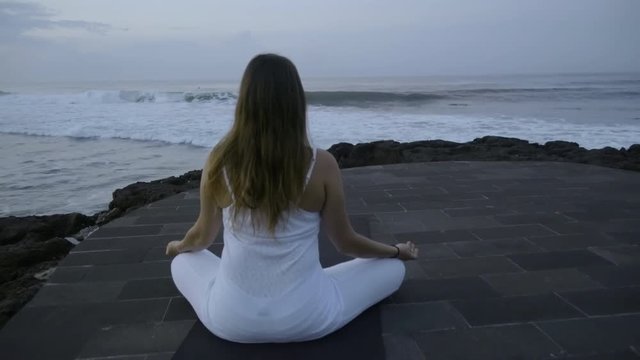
{"left": 0, "top": 0, "right": 638, "bottom": 82}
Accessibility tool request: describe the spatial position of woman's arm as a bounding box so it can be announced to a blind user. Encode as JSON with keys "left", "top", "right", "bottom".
{"left": 166, "top": 155, "right": 222, "bottom": 256}
{"left": 319, "top": 150, "right": 418, "bottom": 260}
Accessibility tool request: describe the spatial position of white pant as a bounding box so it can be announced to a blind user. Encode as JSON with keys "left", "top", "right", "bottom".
{"left": 171, "top": 250, "right": 405, "bottom": 340}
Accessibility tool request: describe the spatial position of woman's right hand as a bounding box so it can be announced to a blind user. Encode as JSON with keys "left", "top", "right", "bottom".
{"left": 395, "top": 241, "right": 419, "bottom": 260}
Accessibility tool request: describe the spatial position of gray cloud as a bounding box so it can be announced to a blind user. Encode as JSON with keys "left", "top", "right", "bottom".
{"left": 0, "top": 1, "right": 112, "bottom": 42}
{"left": 0, "top": 0, "right": 638, "bottom": 83}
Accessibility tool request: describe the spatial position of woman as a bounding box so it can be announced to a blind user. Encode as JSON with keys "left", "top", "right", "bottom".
{"left": 166, "top": 53, "right": 419, "bottom": 343}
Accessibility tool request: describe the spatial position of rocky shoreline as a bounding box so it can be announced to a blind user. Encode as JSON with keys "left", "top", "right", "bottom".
{"left": 328, "top": 136, "right": 640, "bottom": 171}
{"left": 1, "top": 135, "right": 639, "bottom": 327}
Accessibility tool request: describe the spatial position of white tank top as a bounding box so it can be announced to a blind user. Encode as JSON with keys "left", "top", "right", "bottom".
{"left": 207, "top": 148, "right": 344, "bottom": 343}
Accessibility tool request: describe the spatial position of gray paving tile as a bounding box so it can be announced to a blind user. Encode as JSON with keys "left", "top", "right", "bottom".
{"left": 117, "top": 278, "right": 180, "bottom": 300}
{"left": 598, "top": 219, "right": 640, "bottom": 233}
{"left": 537, "top": 314, "right": 640, "bottom": 355}
{"left": 402, "top": 261, "right": 428, "bottom": 280}
{"left": 148, "top": 198, "right": 198, "bottom": 208}
{"left": 129, "top": 205, "right": 198, "bottom": 217}
{"left": 443, "top": 206, "right": 515, "bottom": 217}
{"left": 379, "top": 210, "right": 489, "bottom": 230}
{"left": 387, "top": 187, "right": 447, "bottom": 197}
{"left": 413, "top": 324, "right": 563, "bottom": 360}
{"left": 376, "top": 211, "right": 446, "bottom": 232}
{"left": 144, "top": 246, "right": 172, "bottom": 262}
{"left": 63, "top": 248, "right": 149, "bottom": 266}
{"left": 472, "top": 224, "right": 558, "bottom": 239}
{"left": 419, "top": 256, "right": 522, "bottom": 278}
{"left": 440, "top": 183, "right": 501, "bottom": 194}
{"left": 353, "top": 183, "right": 410, "bottom": 191}
{"left": 483, "top": 269, "right": 603, "bottom": 296}
{"left": 558, "top": 286, "right": 640, "bottom": 316}
{"left": 77, "top": 234, "right": 182, "bottom": 251}
{"left": 77, "top": 355, "right": 147, "bottom": 360}
{"left": 508, "top": 250, "right": 614, "bottom": 271}
{"left": 83, "top": 261, "right": 171, "bottom": 281}
{"left": 159, "top": 223, "right": 193, "bottom": 235}
{"left": 415, "top": 243, "right": 459, "bottom": 259}
{"left": 135, "top": 213, "right": 198, "bottom": 225}
{"left": 395, "top": 229, "right": 479, "bottom": 244}
{"left": 557, "top": 350, "right": 640, "bottom": 359}
{"left": 90, "top": 225, "right": 164, "bottom": 238}
{"left": 388, "top": 277, "right": 500, "bottom": 303}
{"left": 494, "top": 213, "right": 579, "bottom": 225}
{"left": 27, "top": 281, "right": 125, "bottom": 307}
{"left": 371, "top": 218, "right": 427, "bottom": 233}
{"left": 48, "top": 266, "right": 90, "bottom": 283}
{"left": 89, "top": 299, "right": 171, "bottom": 325}
{"left": 77, "top": 320, "right": 195, "bottom": 358}
{"left": 421, "top": 215, "right": 503, "bottom": 231}
{"left": 163, "top": 297, "right": 197, "bottom": 321}
{"left": 0, "top": 304, "right": 100, "bottom": 360}
{"left": 578, "top": 265, "right": 640, "bottom": 288}
{"left": 381, "top": 302, "right": 467, "bottom": 334}
{"left": 365, "top": 202, "right": 405, "bottom": 212}
{"left": 563, "top": 210, "right": 637, "bottom": 221}
{"left": 542, "top": 221, "right": 605, "bottom": 235}
{"left": 399, "top": 199, "right": 475, "bottom": 211}
{"left": 446, "top": 237, "right": 542, "bottom": 257}
{"left": 606, "top": 231, "right": 640, "bottom": 245}
{"left": 0, "top": 299, "right": 171, "bottom": 359}
{"left": 450, "top": 293, "right": 584, "bottom": 326}
{"left": 383, "top": 334, "right": 426, "bottom": 360}
{"left": 145, "top": 352, "right": 176, "bottom": 360}
{"left": 353, "top": 190, "right": 393, "bottom": 204}
{"left": 528, "top": 233, "right": 621, "bottom": 251}
{"left": 589, "top": 245, "right": 640, "bottom": 266}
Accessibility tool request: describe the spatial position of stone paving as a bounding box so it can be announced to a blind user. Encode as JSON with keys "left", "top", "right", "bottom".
{"left": 1, "top": 161, "right": 639, "bottom": 359}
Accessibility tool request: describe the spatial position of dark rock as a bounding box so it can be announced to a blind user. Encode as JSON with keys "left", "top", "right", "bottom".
{"left": 326, "top": 142, "right": 354, "bottom": 167}
{"left": 0, "top": 237, "right": 71, "bottom": 327}
{"left": 326, "top": 136, "right": 640, "bottom": 171}
{"left": 0, "top": 259, "right": 58, "bottom": 327}
{"left": 543, "top": 141, "right": 582, "bottom": 156}
{"left": 0, "top": 237, "right": 72, "bottom": 270}
{"left": 108, "top": 170, "right": 201, "bottom": 213}
{"left": 0, "top": 213, "right": 95, "bottom": 246}
{"left": 471, "top": 136, "right": 531, "bottom": 147}
{"left": 95, "top": 208, "right": 122, "bottom": 226}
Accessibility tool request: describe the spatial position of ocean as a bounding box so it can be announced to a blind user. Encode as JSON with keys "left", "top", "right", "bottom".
{"left": 1, "top": 73, "right": 639, "bottom": 217}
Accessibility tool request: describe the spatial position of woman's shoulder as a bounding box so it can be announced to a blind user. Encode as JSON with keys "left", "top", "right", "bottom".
{"left": 314, "top": 148, "right": 339, "bottom": 171}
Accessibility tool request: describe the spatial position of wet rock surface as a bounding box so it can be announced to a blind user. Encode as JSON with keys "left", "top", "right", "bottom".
{"left": 327, "top": 136, "right": 640, "bottom": 171}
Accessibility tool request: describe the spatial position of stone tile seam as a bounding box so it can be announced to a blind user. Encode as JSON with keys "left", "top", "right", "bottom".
{"left": 381, "top": 324, "right": 460, "bottom": 337}
{"left": 584, "top": 248, "right": 623, "bottom": 266}
{"left": 551, "top": 291, "right": 592, "bottom": 318}
{"left": 83, "top": 235, "right": 182, "bottom": 241}
{"left": 530, "top": 322, "right": 568, "bottom": 355}
{"left": 70, "top": 249, "right": 134, "bottom": 254}
{"left": 160, "top": 297, "right": 173, "bottom": 322}
{"left": 502, "top": 256, "right": 528, "bottom": 273}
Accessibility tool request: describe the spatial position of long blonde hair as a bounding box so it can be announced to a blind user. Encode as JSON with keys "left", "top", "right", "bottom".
{"left": 206, "top": 54, "right": 311, "bottom": 233}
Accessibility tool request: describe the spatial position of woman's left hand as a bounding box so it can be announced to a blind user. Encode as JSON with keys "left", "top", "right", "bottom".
{"left": 165, "top": 240, "right": 183, "bottom": 257}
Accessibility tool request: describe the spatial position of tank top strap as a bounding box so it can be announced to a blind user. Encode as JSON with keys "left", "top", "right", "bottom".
{"left": 303, "top": 147, "right": 318, "bottom": 189}
{"left": 222, "top": 167, "right": 236, "bottom": 202}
